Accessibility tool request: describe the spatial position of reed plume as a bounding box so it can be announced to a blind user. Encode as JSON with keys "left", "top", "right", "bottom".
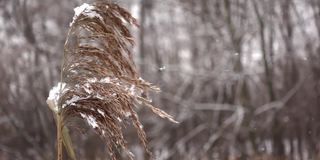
{"left": 47, "top": 2, "right": 177, "bottom": 160}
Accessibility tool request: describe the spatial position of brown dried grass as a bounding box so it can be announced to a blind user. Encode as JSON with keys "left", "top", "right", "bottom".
{"left": 57, "top": 2, "right": 177, "bottom": 160}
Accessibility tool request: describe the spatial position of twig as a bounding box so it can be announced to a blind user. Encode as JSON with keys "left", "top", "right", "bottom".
{"left": 254, "top": 76, "right": 306, "bottom": 115}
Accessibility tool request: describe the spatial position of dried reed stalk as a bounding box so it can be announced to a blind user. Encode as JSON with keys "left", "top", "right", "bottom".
{"left": 47, "top": 2, "right": 177, "bottom": 160}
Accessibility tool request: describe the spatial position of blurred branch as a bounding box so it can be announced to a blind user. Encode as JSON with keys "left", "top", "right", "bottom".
{"left": 254, "top": 76, "right": 306, "bottom": 115}
{"left": 203, "top": 106, "right": 244, "bottom": 152}
{"left": 0, "top": 105, "right": 48, "bottom": 159}
{"left": 0, "top": 144, "right": 24, "bottom": 160}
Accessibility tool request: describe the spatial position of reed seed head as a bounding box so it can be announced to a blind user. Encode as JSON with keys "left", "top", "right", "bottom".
{"left": 47, "top": 2, "right": 177, "bottom": 159}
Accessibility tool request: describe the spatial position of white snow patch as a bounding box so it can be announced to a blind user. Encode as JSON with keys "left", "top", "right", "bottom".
{"left": 129, "top": 85, "right": 135, "bottom": 95}
{"left": 47, "top": 82, "right": 66, "bottom": 101}
{"left": 147, "top": 98, "right": 153, "bottom": 103}
{"left": 119, "top": 17, "right": 127, "bottom": 24}
{"left": 96, "top": 93, "right": 104, "bottom": 100}
{"left": 83, "top": 11, "right": 103, "bottom": 21}
{"left": 97, "top": 109, "right": 105, "bottom": 116}
{"left": 75, "top": 3, "right": 91, "bottom": 17}
{"left": 124, "top": 112, "right": 131, "bottom": 117}
{"left": 62, "top": 95, "right": 88, "bottom": 108}
{"left": 159, "top": 66, "right": 166, "bottom": 71}
{"left": 47, "top": 82, "right": 67, "bottom": 112}
{"left": 70, "top": 3, "right": 90, "bottom": 27}
{"left": 80, "top": 113, "right": 99, "bottom": 129}
{"left": 63, "top": 95, "right": 80, "bottom": 108}
{"left": 100, "top": 77, "right": 111, "bottom": 83}
{"left": 70, "top": 3, "right": 103, "bottom": 27}
{"left": 87, "top": 77, "right": 97, "bottom": 83}
{"left": 70, "top": 70, "right": 77, "bottom": 74}
{"left": 83, "top": 83, "right": 93, "bottom": 94}
{"left": 117, "top": 117, "right": 122, "bottom": 122}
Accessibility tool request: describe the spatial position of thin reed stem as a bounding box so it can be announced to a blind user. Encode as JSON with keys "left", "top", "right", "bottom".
{"left": 56, "top": 114, "right": 63, "bottom": 160}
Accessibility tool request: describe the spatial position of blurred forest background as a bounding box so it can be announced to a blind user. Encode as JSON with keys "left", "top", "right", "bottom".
{"left": 1, "top": 0, "right": 320, "bottom": 159}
